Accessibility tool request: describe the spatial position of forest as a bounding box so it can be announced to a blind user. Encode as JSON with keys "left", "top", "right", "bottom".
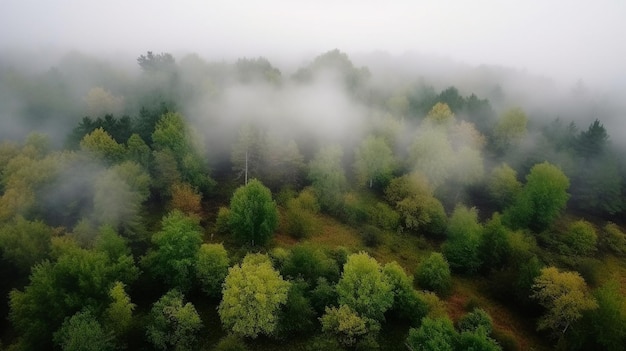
{"left": 0, "top": 48, "right": 625, "bottom": 351}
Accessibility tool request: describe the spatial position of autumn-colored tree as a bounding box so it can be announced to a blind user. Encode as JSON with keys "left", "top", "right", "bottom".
{"left": 170, "top": 182, "right": 202, "bottom": 216}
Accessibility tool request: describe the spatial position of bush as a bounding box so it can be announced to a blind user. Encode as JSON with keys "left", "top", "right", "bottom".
{"left": 282, "top": 244, "right": 339, "bottom": 284}
{"left": 284, "top": 199, "right": 317, "bottom": 239}
{"left": 367, "top": 202, "right": 400, "bottom": 231}
{"left": 600, "top": 222, "right": 626, "bottom": 254}
{"left": 415, "top": 252, "right": 452, "bottom": 296}
{"left": 457, "top": 308, "right": 493, "bottom": 335}
{"left": 573, "top": 257, "right": 602, "bottom": 287}
{"left": 563, "top": 220, "right": 597, "bottom": 256}
{"left": 360, "top": 225, "right": 383, "bottom": 248}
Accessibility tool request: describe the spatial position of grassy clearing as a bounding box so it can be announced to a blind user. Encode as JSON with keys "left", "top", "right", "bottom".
{"left": 447, "top": 276, "right": 551, "bottom": 351}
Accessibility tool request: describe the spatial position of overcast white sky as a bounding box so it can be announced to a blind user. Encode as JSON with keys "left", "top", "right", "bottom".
{"left": 1, "top": 0, "right": 624, "bottom": 87}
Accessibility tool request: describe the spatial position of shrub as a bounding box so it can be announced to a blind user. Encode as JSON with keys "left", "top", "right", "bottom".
{"left": 284, "top": 199, "right": 317, "bottom": 239}
{"left": 458, "top": 308, "right": 493, "bottom": 334}
{"left": 415, "top": 252, "right": 452, "bottom": 296}
{"left": 492, "top": 329, "right": 520, "bottom": 351}
{"left": 600, "top": 222, "right": 626, "bottom": 254}
{"left": 367, "top": 202, "right": 400, "bottom": 231}
{"left": 360, "top": 225, "right": 383, "bottom": 248}
{"left": 341, "top": 192, "right": 368, "bottom": 226}
{"left": 564, "top": 220, "right": 597, "bottom": 256}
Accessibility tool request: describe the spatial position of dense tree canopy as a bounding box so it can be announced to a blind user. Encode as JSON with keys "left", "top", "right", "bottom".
{"left": 219, "top": 253, "right": 290, "bottom": 338}
{"left": 227, "top": 179, "right": 278, "bottom": 246}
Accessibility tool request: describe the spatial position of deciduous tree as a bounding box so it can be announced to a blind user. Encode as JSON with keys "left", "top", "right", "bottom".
{"left": 336, "top": 252, "right": 393, "bottom": 321}
{"left": 219, "top": 253, "right": 290, "bottom": 338}
{"left": 228, "top": 179, "right": 278, "bottom": 246}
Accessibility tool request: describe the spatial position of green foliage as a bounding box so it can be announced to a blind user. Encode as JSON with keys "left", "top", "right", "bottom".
{"left": 531, "top": 267, "right": 598, "bottom": 336}
{"left": 415, "top": 252, "right": 452, "bottom": 296}
{"left": 146, "top": 289, "right": 202, "bottom": 351}
{"left": 406, "top": 316, "right": 457, "bottom": 351}
{"left": 196, "top": 243, "right": 230, "bottom": 298}
{"left": 320, "top": 305, "right": 379, "bottom": 349}
{"left": 458, "top": 308, "right": 494, "bottom": 334}
{"left": 310, "top": 277, "right": 338, "bottom": 314}
{"left": 479, "top": 213, "right": 512, "bottom": 271}
{"left": 563, "top": 220, "right": 597, "bottom": 256}
{"left": 126, "top": 133, "right": 151, "bottom": 168}
{"left": 588, "top": 280, "right": 626, "bottom": 351}
{"left": 336, "top": 252, "right": 393, "bottom": 321}
{"left": 9, "top": 238, "right": 137, "bottom": 349}
{"left": 104, "top": 281, "right": 135, "bottom": 337}
{"left": 80, "top": 127, "right": 126, "bottom": 164}
{"left": 367, "top": 202, "right": 400, "bottom": 231}
{"left": 488, "top": 163, "right": 522, "bottom": 209}
{"left": 282, "top": 244, "right": 339, "bottom": 284}
{"left": 277, "top": 280, "right": 316, "bottom": 336}
{"left": 600, "top": 222, "right": 626, "bottom": 254}
{"left": 353, "top": 135, "right": 395, "bottom": 188}
{"left": 505, "top": 162, "right": 570, "bottom": 231}
{"left": 53, "top": 310, "right": 115, "bottom": 351}
{"left": 228, "top": 179, "right": 278, "bottom": 246}
{"left": 0, "top": 216, "right": 53, "bottom": 272}
{"left": 216, "top": 206, "right": 231, "bottom": 234}
{"left": 143, "top": 210, "right": 202, "bottom": 290}
{"left": 443, "top": 205, "right": 483, "bottom": 274}
{"left": 385, "top": 173, "right": 446, "bottom": 237}
{"left": 219, "top": 253, "right": 290, "bottom": 338}
{"left": 284, "top": 197, "right": 318, "bottom": 239}
{"left": 457, "top": 328, "right": 502, "bottom": 351}
{"left": 383, "top": 261, "right": 429, "bottom": 324}
{"left": 308, "top": 145, "right": 347, "bottom": 213}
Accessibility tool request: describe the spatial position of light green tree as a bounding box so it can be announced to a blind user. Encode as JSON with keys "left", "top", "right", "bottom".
{"left": 506, "top": 162, "right": 570, "bottom": 231}
{"left": 228, "top": 179, "right": 278, "bottom": 246}
{"left": 336, "top": 252, "right": 393, "bottom": 321}
{"left": 80, "top": 127, "right": 125, "bottom": 164}
{"left": 219, "top": 253, "right": 290, "bottom": 338}
{"left": 531, "top": 267, "right": 597, "bottom": 336}
{"left": 487, "top": 163, "right": 522, "bottom": 209}
{"left": 0, "top": 216, "right": 53, "bottom": 272}
{"left": 442, "top": 205, "right": 483, "bottom": 274}
{"left": 53, "top": 310, "right": 115, "bottom": 351}
{"left": 142, "top": 210, "right": 202, "bottom": 290}
{"left": 104, "top": 281, "right": 135, "bottom": 337}
{"left": 146, "top": 289, "right": 203, "bottom": 351}
{"left": 196, "top": 243, "right": 230, "bottom": 298}
{"left": 320, "top": 304, "right": 379, "bottom": 348}
{"left": 563, "top": 220, "right": 597, "bottom": 255}
{"left": 415, "top": 252, "right": 452, "bottom": 296}
{"left": 354, "top": 135, "right": 395, "bottom": 188}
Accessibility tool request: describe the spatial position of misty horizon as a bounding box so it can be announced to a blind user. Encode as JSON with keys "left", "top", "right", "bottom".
{"left": 1, "top": 0, "right": 625, "bottom": 90}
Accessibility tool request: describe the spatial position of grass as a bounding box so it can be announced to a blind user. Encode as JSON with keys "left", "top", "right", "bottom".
{"left": 447, "top": 276, "right": 551, "bottom": 351}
